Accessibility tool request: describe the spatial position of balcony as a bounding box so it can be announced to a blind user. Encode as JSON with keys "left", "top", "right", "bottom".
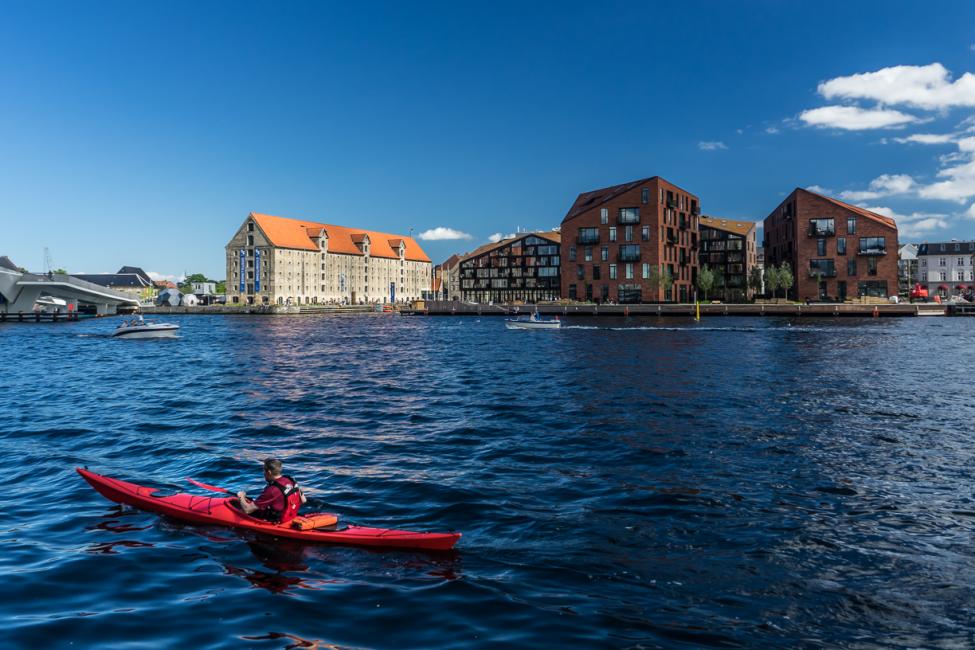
{"left": 617, "top": 208, "right": 640, "bottom": 225}
{"left": 666, "top": 199, "right": 677, "bottom": 208}
{"left": 808, "top": 269, "right": 837, "bottom": 278}
{"left": 618, "top": 246, "right": 641, "bottom": 263}
{"left": 858, "top": 246, "right": 887, "bottom": 256}
{"left": 576, "top": 233, "right": 600, "bottom": 245}
{"left": 691, "top": 204, "right": 700, "bottom": 216}
{"left": 666, "top": 230, "right": 677, "bottom": 244}
{"left": 808, "top": 225, "right": 835, "bottom": 237}
{"left": 678, "top": 216, "right": 688, "bottom": 230}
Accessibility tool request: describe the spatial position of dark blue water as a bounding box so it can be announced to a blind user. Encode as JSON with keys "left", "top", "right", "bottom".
{"left": 2, "top": 314, "right": 974, "bottom": 649}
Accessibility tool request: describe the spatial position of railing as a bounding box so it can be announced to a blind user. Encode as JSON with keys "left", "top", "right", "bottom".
{"left": 858, "top": 247, "right": 886, "bottom": 256}
{"left": 691, "top": 205, "right": 700, "bottom": 216}
{"left": 808, "top": 225, "right": 835, "bottom": 237}
{"left": 617, "top": 252, "right": 641, "bottom": 263}
{"left": 576, "top": 234, "right": 600, "bottom": 244}
{"left": 808, "top": 269, "right": 837, "bottom": 278}
{"left": 666, "top": 199, "right": 677, "bottom": 208}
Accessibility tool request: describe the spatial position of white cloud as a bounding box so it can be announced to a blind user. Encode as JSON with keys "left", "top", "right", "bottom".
{"left": 805, "top": 184, "right": 833, "bottom": 194}
{"left": 838, "top": 173, "right": 916, "bottom": 201}
{"left": 487, "top": 232, "right": 517, "bottom": 243}
{"left": 147, "top": 271, "right": 182, "bottom": 283}
{"left": 964, "top": 203, "right": 975, "bottom": 220}
{"left": 893, "top": 133, "right": 957, "bottom": 145}
{"left": 417, "top": 227, "right": 473, "bottom": 241}
{"left": 799, "top": 105, "right": 920, "bottom": 130}
{"left": 765, "top": 126, "right": 780, "bottom": 134}
{"left": 917, "top": 158, "right": 975, "bottom": 202}
{"left": 862, "top": 205, "right": 950, "bottom": 238}
{"left": 818, "top": 63, "right": 975, "bottom": 110}
{"left": 698, "top": 141, "right": 727, "bottom": 150}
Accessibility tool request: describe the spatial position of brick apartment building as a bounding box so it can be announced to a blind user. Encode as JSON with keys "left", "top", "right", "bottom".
{"left": 763, "top": 188, "right": 899, "bottom": 301}
{"left": 698, "top": 216, "right": 758, "bottom": 301}
{"left": 560, "top": 177, "right": 700, "bottom": 303}
{"left": 458, "top": 231, "right": 561, "bottom": 303}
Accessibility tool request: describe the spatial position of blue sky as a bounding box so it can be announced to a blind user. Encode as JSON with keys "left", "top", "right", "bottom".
{"left": 2, "top": 1, "right": 975, "bottom": 279}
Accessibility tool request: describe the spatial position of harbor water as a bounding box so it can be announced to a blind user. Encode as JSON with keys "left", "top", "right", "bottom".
{"left": 1, "top": 315, "right": 974, "bottom": 648}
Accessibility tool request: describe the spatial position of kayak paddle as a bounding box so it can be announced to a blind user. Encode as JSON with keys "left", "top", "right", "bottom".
{"left": 186, "top": 477, "right": 232, "bottom": 494}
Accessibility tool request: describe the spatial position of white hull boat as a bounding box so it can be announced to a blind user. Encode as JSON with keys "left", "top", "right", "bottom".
{"left": 112, "top": 317, "right": 180, "bottom": 339}
{"left": 505, "top": 313, "right": 561, "bottom": 330}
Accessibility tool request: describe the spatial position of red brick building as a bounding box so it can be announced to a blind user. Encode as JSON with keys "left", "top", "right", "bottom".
{"left": 763, "top": 188, "right": 899, "bottom": 301}
{"left": 560, "top": 177, "right": 700, "bottom": 303}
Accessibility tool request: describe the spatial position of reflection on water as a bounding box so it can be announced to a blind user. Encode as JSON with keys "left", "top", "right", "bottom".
{"left": 1, "top": 315, "right": 975, "bottom": 648}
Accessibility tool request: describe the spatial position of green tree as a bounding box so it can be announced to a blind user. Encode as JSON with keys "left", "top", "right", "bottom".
{"left": 216, "top": 281, "right": 226, "bottom": 294}
{"left": 765, "top": 265, "right": 780, "bottom": 300}
{"left": 661, "top": 267, "right": 674, "bottom": 302}
{"left": 779, "top": 262, "right": 794, "bottom": 301}
{"left": 53, "top": 267, "right": 67, "bottom": 275}
{"left": 697, "top": 264, "right": 715, "bottom": 301}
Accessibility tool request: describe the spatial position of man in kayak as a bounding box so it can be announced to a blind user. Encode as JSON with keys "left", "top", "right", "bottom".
{"left": 236, "top": 458, "right": 307, "bottom": 524}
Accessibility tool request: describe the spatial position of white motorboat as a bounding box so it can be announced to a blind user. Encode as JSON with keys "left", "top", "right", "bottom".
{"left": 504, "top": 312, "right": 562, "bottom": 330}
{"left": 112, "top": 315, "right": 180, "bottom": 339}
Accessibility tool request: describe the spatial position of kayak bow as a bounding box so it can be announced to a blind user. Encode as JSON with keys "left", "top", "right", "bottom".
{"left": 77, "top": 468, "right": 460, "bottom": 551}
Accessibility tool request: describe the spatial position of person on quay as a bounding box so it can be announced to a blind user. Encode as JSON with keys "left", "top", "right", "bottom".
{"left": 236, "top": 458, "right": 306, "bottom": 524}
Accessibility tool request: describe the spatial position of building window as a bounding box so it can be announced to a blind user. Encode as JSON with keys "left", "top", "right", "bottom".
{"left": 808, "top": 218, "right": 835, "bottom": 237}
{"left": 625, "top": 263, "right": 634, "bottom": 279}
{"left": 577, "top": 265, "right": 584, "bottom": 280}
{"left": 601, "top": 246, "right": 608, "bottom": 262}
{"left": 568, "top": 284, "right": 577, "bottom": 300}
{"left": 642, "top": 263, "right": 650, "bottom": 279}
{"left": 569, "top": 247, "right": 576, "bottom": 261}
{"left": 602, "top": 285, "right": 609, "bottom": 301}
{"left": 619, "top": 244, "right": 640, "bottom": 262}
{"left": 584, "top": 246, "right": 592, "bottom": 262}
{"left": 641, "top": 188, "right": 649, "bottom": 204}
{"left": 600, "top": 208, "right": 608, "bottom": 224}
{"left": 618, "top": 208, "right": 640, "bottom": 224}
{"left": 858, "top": 237, "right": 886, "bottom": 255}
{"left": 939, "top": 257, "right": 946, "bottom": 266}
{"left": 837, "top": 237, "right": 846, "bottom": 255}
{"left": 642, "top": 226, "right": 650, "bottom": 241}
{"left": 625, "top": 225, "right": 633, "bottom": 242}
{"left": 247, "top": 235, "right": 254, "bottom": 245}
{"left": 847, "top": 259, "right": 857, "bottom": 276}
{"left": 941, "top": 271, "right": 947, "bottom": 281}
{"left": 247, "top": 222, "right": 254, "bottom": 232}
{"left": 958, "top": 257, "right": 966, "bottom": 266}
{"left": 585, "top": 284, "right": 593, "bottom": 301}
{"left": 867, "top": 257, "right": 878, "bottom": 276}
{"left": 817, "top": 239, "right": 826, "bottom": 256}
{"left": 609, "top": 264, "right": 617, "bottom": 280}
{"left": 847, "top": 217, "right": 856, "bottom": 234}
{"left": 593, "top": 266, "right": 601, "bottom": 280}
{"left": 609, "top": 227, "right": 617, "bottom": 242}
{"left": 578, "top": 227, "right": 599, "bottom": 244}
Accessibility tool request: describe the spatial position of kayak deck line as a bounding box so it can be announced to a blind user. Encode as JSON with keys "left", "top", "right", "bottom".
{"left": 76, "top": 467, "right": 461, "bottom": 552}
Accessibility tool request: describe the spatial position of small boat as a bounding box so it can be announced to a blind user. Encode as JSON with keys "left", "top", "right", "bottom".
{"left": 77, "top": 468, "right": 460, "bottom": 551}
{"left": 505, "top": 311, "right": 561, "bottom": 330}
{"left": 112, "top": 315, "right": 180, "bottom": 339}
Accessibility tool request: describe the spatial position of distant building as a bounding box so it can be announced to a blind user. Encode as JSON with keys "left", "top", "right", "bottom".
{"left": 898, "top": 244, "right": 918, "bottom": 296}
{"left": 458, "top": 232, "right": 561, "bottom": 303}
{"left": 560, "top": 177, "right": 700, "bottom": 303}
{"left": 191, "top": 281, "right": 217, "bottom": 295}
{"left": 432, "top": 254, "right": 461, "bottom": 300}
{"left": 74, "top": 266, "right": 156, "bottom": 302}
{"left": 698, "top": 216, "right": 758, "bottom": 301}
{"left": 755, "top": 245, "right": 765, "bottom": 294}
{"left": 225, "top": 212, "right": 432, "bottom": 305}
{"left": 763, "top": 188, "right": 899, "bottom": 301}
{"left": 915, "top": 241, "right": 975, "bottom": 298}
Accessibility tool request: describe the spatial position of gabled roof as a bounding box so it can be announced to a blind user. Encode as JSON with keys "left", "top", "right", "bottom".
{"left": 439, "top": 254, "right": 461, "bottom": 270}
{"left": 562, "top": 176, "right": 696, "bottom": 223}
{"left": 117, "top": 266, "right": 151, "bottom": 284}
{"left": 249, "top": 213, "right": 430, "bottom": 262}
{"left": 699, "top": 216, "right": 756, "bottom": 237}
{"left": 917, "top": 241, "right": 975, "bottom": 255}
{"left": 798, "top": 188, "right": 897, "bottom": 229}
{"left": 459, "top": 231, "right": 561, "bottom": 262}
{"left": 74, "top": 273, "right": 152, "bottom": 288}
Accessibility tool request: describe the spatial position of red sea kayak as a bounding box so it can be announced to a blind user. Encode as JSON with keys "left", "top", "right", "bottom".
{"left": 77, "top": 468, "right": 460, "bottom": 551}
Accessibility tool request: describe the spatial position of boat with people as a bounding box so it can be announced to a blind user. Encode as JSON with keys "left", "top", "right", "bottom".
{"left": 504, "top": 311, "right": 562, "bottom": 330}
{"left": 77, "top": 468, "right": 461, "bottom": 551}
{"left": 111, "top": 314, "right": 180, "bottom": 339}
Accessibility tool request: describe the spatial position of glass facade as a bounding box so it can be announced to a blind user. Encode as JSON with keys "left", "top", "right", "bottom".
{"left": 459, "top": 235, "right": 562, "bottom": 303}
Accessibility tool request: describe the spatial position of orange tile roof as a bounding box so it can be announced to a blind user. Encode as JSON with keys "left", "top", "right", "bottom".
{"left": 250, "top": 212, "right": 431, "bottom": 262}
{"left": 798, "top": 189, "right": 897, "bottom": 229}
{"left": 699, "top": 216, "right": 757, "bottom": 237}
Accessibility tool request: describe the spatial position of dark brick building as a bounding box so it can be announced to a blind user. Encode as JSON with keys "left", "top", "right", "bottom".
{"left": 763, "top": 188, "right": 899, "bottom": 301}
{"left": 698, "top": 216, "right": 758, "bottom": 301}
{"left": 560, "top": 177, "right": 700, "bottom": 303}
{"left": 458, "top": 231, "right": 561, "bottom": 303}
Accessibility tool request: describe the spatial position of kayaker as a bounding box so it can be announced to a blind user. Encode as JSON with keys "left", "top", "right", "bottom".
{"left": 236, "top": 458, "right": 307, "bottom": 524}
